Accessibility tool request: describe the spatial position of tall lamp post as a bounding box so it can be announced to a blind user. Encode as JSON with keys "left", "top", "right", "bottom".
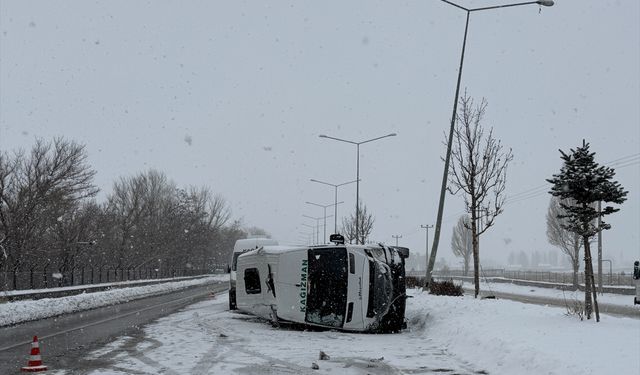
{"left": 301, "top": 223, "right": 316, "bottom": 245}
{"left": 306, "top": 201, "right": 344, "bottom": 244}
{"left": 310, "top": 178, "right": 358, "bottom": 234}
{"left": 427, "top": 0, "right": 554, "bottom": 287}
{"left": 298, "top": 231, "right": 314, "bottom": 245}
{"left": 319, "top": 133, "right": 397, "bottom": 244}
{"left": 303, "top": 214, "right": 333, "bottom": 245}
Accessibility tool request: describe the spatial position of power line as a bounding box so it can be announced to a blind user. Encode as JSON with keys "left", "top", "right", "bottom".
{"left": 391, "top": 152, "right": 636, "bottom": 243}
{"left": 504, "top": 152, "right": 638, "bottom": 207}
{"left": 611, "top": 160, "right": 640, "bottom": 169}
{"left": 603, "top": 152, "right": 640, "bottom": 165}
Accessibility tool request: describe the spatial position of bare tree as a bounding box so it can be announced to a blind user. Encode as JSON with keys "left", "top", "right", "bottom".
{"left": 447, "top": 92, "right": 513, "bottom": 298}
{"left": 546, "top": 197, "right": 583, "bottom": 288}
{"left": 1, "top": 139, "right": 240, "bottom": 288}
{"left": 451, "top": 215, "right": 472, "bottom": 276}
{"left": 50, "top": 200, "right": 101, "bottom": 285}
{"left": 341, "top": 200, "right": 374, "bottom": 245}
{"left": 0, "top": 138, "right": 97, "bottom": 288}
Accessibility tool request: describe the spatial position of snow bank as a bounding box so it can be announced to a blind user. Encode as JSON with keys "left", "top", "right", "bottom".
{"left": 407, "top": 289, "right": 640, "bottom": 375}
{"left": 0, "top": 275, "right": 228, "bottom": 327}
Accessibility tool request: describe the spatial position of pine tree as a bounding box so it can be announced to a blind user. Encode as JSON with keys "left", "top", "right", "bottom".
{"left": 546, "top": 140, "right": 627, "bottom": 321}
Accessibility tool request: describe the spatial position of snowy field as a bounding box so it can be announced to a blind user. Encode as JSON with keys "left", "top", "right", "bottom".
{"left": 46, "top": 288, "right": 640, "bottom": 375}
{"left": 0, "top": 275, "right": 228, "bottom": 326}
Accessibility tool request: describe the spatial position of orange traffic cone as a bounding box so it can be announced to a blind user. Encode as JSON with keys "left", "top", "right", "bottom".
{"left": 21, "top": 336, "right": 48, "bottom": 372}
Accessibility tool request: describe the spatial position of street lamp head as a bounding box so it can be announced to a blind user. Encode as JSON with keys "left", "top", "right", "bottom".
{"left": 319, "top": 134, "right": 327, "bottom": 138}
{"left": 388, "top": 133, "right": 397, "bottom": 137}
{"left": 536, "top": 0, "right": 554, "bottom": 6}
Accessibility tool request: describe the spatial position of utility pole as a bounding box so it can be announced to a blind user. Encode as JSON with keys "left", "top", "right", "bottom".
{"left": 598, "top": 200, "right": 603, "bottom": 292}
{"left": 421, "top": 224, "right": 433, "bottom": 282}
{"left": 392, "top": 235, "right": 402, "bottom": 247}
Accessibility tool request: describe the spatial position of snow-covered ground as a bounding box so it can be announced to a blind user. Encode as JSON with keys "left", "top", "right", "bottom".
{"left": 4, "top": 275, "right": 639, "bottom": 374}
{"left": 460, "top": 280, "right": 636, "bottom": 307}
{"left": 45, "top": 288, "right": 640, "bottom": 375}
{"left": 0, "top": 275, "right": 228, "bottom": 326}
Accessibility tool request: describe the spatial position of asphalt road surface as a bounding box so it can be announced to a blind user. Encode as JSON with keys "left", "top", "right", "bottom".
{"left": 0, "top": 281, "right": 228, "bottom": 374}
{"left": 468, "top": 287, "right": 640, "bottom": 319}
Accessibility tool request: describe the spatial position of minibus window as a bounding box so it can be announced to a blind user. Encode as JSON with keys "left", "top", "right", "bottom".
{"left": 346, "top": 302, "right": 354, "bottom": 323}
{"left": 349, "top": 253, "right": 355, "bottom": 274}
{"left": 244, "top": 268, "right": 261, "bottom": 294}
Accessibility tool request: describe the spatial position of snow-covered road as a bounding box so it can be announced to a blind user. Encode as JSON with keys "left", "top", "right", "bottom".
{"left": 46, "top": 288, "right": 640, "bottom": 375}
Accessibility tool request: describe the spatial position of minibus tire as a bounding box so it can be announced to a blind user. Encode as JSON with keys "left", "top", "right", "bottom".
{"left": 229, "top": 288, "right": 237, "bottom": 310}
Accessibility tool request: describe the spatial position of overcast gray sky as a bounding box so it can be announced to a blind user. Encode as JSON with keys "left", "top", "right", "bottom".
{"left": 1, "top": 0, "right": 638, "bottom": 269}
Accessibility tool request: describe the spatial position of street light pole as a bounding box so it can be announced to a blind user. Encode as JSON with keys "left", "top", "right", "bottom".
{"left": 392, "top": 235, "right": 402, "bottom": 247}
{"left": 301, "top": 223, "right": 316, "bottom": 244}
{"left": 306, "top": 201, "right": 343, "bottom": 243}
{"left": 310, "top": 178, "right": 358, "bottom": 234}
{"left": 319, "top": 133, "right": 397, "bottom": 244}
{"left": 427, "top": 0, "right": 554, "bottom": 287}
{"left": 303, "top": 214, "right": 333, "bottom": 245}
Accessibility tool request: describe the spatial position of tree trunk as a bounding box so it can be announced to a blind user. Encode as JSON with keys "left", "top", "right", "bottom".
{"left": 583, "top": 236, "right": 593, "bottom": 319}
{"left": 464, "top": 257, "right": 469, "bottom": 277}
{"left": 583, "top": 238, "right": 600, "bottom": 322}
{"left": 471, "top": 210, "right": 480, "bottom": 298}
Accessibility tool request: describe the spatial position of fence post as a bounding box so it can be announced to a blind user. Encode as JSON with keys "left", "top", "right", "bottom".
{"left": 12, "top": 267, "right": 18, "bottom": 290}
{"left": 43, "top": 266, "right": 48, "bottom": 288}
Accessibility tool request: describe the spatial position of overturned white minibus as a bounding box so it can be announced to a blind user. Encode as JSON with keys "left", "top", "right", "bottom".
{"left": 234, "top": 235, "right": 409, "bottom": 333}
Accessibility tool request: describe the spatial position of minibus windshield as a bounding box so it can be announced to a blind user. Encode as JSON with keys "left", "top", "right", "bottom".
{"left": 306, "top": 248, "right": 348, "bottom": 328}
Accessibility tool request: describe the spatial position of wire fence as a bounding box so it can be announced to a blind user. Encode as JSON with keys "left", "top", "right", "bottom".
{"left": 0, "top": 264, "right": 228, "bottom": 292}
{"left": 408, "top": 268, "right": 635, "bottom": 287}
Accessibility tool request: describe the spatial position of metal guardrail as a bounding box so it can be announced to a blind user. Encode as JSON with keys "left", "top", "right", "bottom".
{"left": 0, "top": 265, "right": 227, "bottom": 292}
{"left": 407, "top": 268, "right": 635, "bottom": 287}
{"left": 0, "top": 274, "right": 221, "bottom": 302}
